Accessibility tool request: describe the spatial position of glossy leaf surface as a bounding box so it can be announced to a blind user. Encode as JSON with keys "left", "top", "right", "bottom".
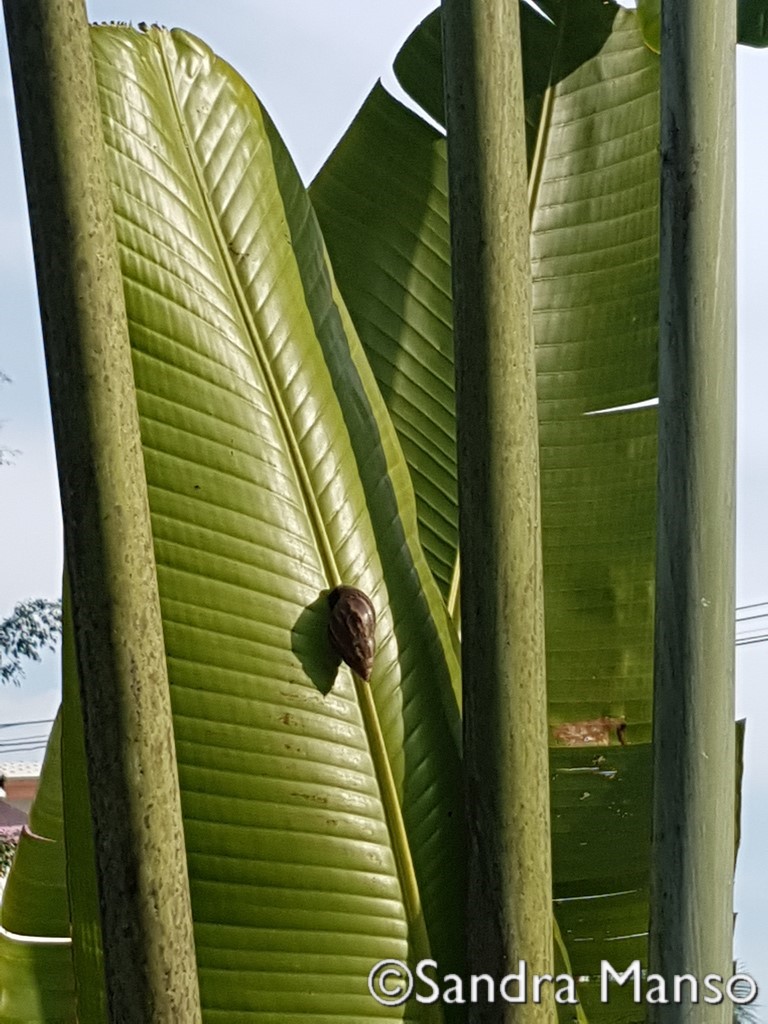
{"left": 3, "top": 22, "right": 464, "bottom": 1024}
{"left": 313, "top": 0, "right": 659, "bottom": 734}
{"left": 312, "top": 3, "right": 660, "bottom": 1015}
{"left": 90, "top": 24, "right": 462, "bottom": 1020}
{"left": 0, "top": 716, "right": 75, "bottom": 1023}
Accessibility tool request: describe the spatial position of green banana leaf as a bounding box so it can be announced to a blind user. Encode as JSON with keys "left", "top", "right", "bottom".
{"left": 310, "top": 84, "right": 456, "bottom": 601}
{"left": 2, "top": 716, "right": 66, "bottom": 939}
{"left": 739, "top": 0, "right": 768, "bottom": 45}
{"left": 311, "top": 2, "right": 660, "bottom": 1017}
{"left": 312, "top": 0, "right": 659, "bottom": 758}
{"left": 3, "top": 22, "right": 465, "bottom": 1024}
{"left": 0, "top": 713, "right": 76, "bottom": 1023}
{"left": 638, "top": 0, "right": 768, "bottom": 51}
{"left": 635, "top": 0, "right": 661, "bottom": 53}
{"left": 0, "top": 937, "right": 73, "bottom": 1024}
{"left": 3, "top": 4, "right": 747, "bottom": 1021}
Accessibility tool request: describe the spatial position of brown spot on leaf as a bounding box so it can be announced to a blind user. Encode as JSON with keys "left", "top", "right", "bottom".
{"left": 552, "top": 716, "right": 627, "bottom": 747}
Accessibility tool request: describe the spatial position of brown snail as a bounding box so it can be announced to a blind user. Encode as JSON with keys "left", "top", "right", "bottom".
{"left": 328, "top": 585, "right": 376, "bottom": 681}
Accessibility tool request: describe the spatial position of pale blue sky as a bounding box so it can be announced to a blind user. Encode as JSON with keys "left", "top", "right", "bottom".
{"left": 1, "top": 0, "right": 766, "bottom": 1009}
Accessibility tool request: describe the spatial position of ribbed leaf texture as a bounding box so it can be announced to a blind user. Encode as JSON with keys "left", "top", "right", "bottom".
{"left": 90, "top": 24, "right": 463, "bottom": 1021}
{"left": 2, "top": 23, "right": 464, "bottom": 1024}
{"left": 0, "top": 715, "right": 75, "bottom": 1023}
{"left": 311, "top": 3, "right": 660, "bottom": 1018}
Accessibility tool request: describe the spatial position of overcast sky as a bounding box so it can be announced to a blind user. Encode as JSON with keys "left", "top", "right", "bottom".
{"left": 1, "top": 0, "right": 766, "bottom": 1009}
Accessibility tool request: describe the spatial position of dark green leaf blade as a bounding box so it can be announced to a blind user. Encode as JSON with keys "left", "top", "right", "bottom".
{"left": 314, "top": 1, "right": 660, "bottom": 731}
{"left": 638, "top": 0, "right": 767, "bottom": 49}
{"left": 313, "top": 6, "right": 660, "bottom": 1017}
{"left": 311, "top": 87, "right": 457, "bottom": 600}
{"left": 738, "top": 0, "right": 768, "bottom": 45}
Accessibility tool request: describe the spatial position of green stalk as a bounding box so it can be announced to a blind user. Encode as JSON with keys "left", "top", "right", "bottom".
{"left": 3, "top": 3, "right": 202, "bottom": 1021}
{"left": 441, "top": 4, "right": 554, "bottom": 1022}
{"left": 649, "top": 0, "right": 736, "bottom": 1020}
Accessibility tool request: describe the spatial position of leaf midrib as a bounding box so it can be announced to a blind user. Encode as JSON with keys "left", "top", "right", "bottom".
{"left": 153, "top": 33, "right": 338, "bottom": 589}
{"left": 149, "top": 28, "right": 438, "bottom": 994}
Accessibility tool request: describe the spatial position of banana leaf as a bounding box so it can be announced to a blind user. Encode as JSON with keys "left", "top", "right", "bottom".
{"left": 0, "top": 714, "right": 76, "bottom": 1023}
{"left": 638, "top": 0, "right": 768, "bottom": 51}
{"left": 311, "top": 3, "right": 660, "bottom": 1017}
{"left": 739, "top": 0, "right": 768, "bottom": 46}
{"left": 3, "top": 4, "right": 747, "bottom": 1021}
{"left": 3, "top": 22, "right": 464, "bottom": 1024}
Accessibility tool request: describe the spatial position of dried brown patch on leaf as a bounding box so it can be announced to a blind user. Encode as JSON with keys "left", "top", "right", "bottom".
{"left": 553, "top": 716, "right": 627, "bottom": 747}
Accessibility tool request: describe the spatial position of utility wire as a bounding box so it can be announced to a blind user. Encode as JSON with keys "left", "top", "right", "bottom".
{"left": 0, "top": 735, "right": 48, "bottom": 747}
{"left": 735, "top": 601, "right": 768, "bottom": 646}
{"left": 0, "top": 743, "right": 49, "bottom": 754}
{"left": 0, "top": 718, "right": 54, "bottom": 730}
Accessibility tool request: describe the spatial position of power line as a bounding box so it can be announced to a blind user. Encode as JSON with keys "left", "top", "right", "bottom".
{"left": 0, "top": 734, "right": 48, "bottom": 746}
{"left": 736, "top": 611, "right": 768, "bottom": 624}
{"left": 0, "top": 742, "right": 48, "bottom": 754}
{"left": 735, "top": 601, "right": 768, "bottom": 646}
{"left": 0, "top": 718, "right": 55, "bottom": 730}
{"left": 737, "top": 634, "right": 768, "bottom": 647}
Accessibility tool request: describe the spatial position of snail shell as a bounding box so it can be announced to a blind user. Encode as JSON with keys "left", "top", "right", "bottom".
{"left": 328, "top": 585, "right": 376, "bottom": 681}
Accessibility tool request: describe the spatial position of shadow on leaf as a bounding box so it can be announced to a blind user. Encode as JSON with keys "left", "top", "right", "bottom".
{"left": 291, "top": 590, "right": 341, "bottom": 697}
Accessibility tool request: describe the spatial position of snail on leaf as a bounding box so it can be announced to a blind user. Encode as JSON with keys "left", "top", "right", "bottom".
{"left": 327, "top": 585, "right": 376, "bottom": 681}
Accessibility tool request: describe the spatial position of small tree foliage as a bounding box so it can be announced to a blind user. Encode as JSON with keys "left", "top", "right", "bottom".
{"left": 0, "top": 826, "right": 21, "bottom": 879}
{"left": 0, "top": 598, "right": 62, "bottom": 685}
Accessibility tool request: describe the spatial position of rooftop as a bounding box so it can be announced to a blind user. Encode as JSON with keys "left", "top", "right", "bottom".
{"left": 0, "top": 761, "right": 42, "bottom": 780}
